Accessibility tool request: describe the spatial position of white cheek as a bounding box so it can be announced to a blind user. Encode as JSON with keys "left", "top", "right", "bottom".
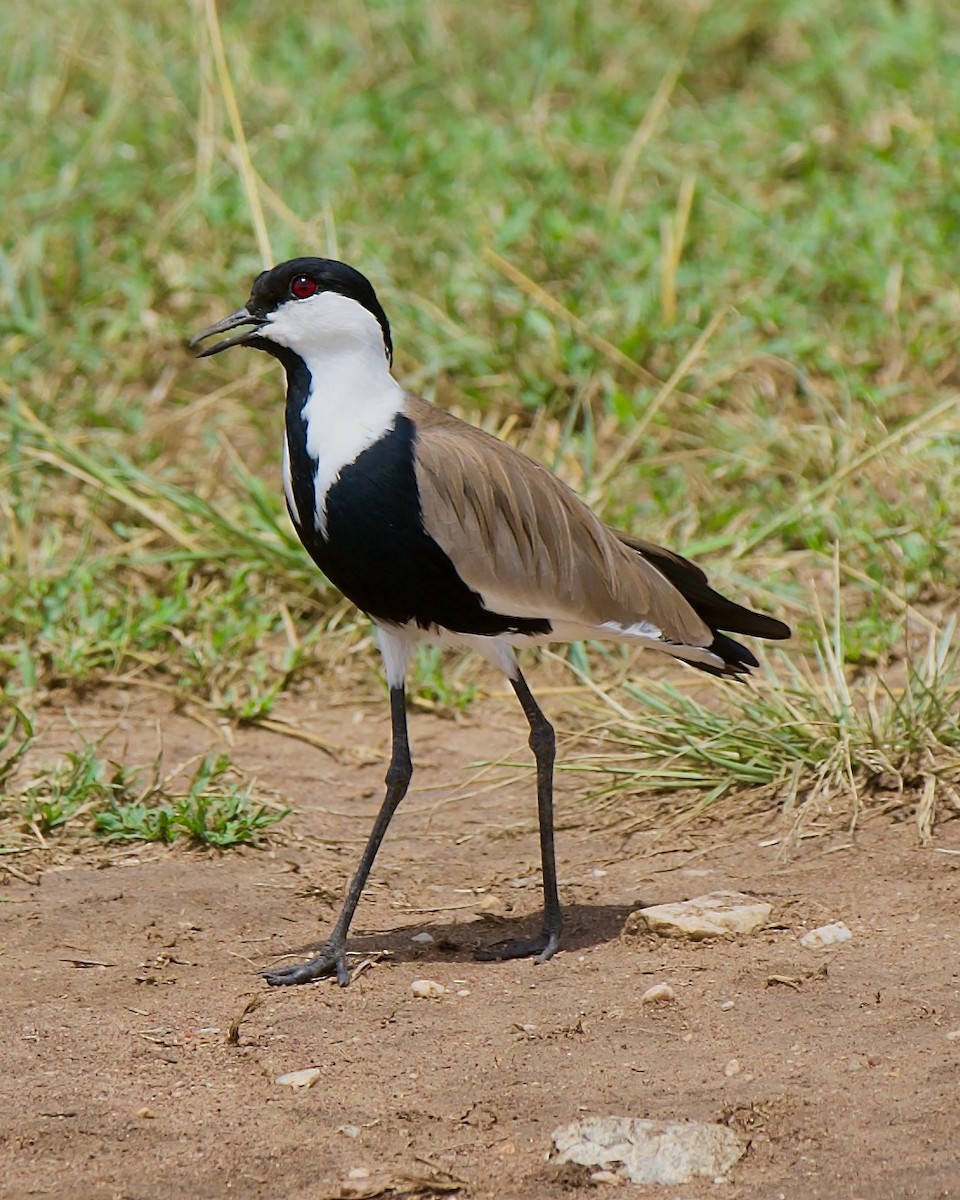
{"left": 263, "top": 292, "right": 388, "bottom": 361}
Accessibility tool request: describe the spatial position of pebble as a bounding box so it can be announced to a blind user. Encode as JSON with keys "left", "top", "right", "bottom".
{"left": 720, "top": 999, "right": 735, "bottom": 1012}
{"left": 347, "top": 1167, "right": 369, "bottom": 1180}
{"left": 410, "top": 932, "right": 434, "bottom": 944}
{"left": 275, "top": 1067, "right": 321, "bottom": 1089}
{"left": 640, "top": 983, "right": 676, "bottom": 1005}
{"left": 946, "top": 1030, "right": 960, "bottom": 1042}
{"left": 632, "top": 891, "right": 772, "bottom": 940}
{"left": 410, "top": 978, "right": 446, "bottom": 998}
{"left": 800, "top": 921, "right": 852, "bottom": 950}
{"left": 724, "top": 1058, "right": 741, "bottom": 1077}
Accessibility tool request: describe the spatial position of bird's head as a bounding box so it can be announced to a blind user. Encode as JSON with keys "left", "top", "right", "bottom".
{"left": 189, "top": 257, "right": 393, "bottom": 367}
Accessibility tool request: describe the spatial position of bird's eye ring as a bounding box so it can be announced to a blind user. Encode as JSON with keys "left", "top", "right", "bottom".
{"left": 291, "top": 275, "right": 318, "bottom": 300}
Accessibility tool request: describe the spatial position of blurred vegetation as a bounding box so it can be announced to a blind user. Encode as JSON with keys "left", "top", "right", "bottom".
{"left": 1, "top": 0, "right": 958, "bottom": 828}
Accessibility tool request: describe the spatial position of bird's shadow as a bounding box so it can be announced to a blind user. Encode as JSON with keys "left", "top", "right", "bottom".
{"left": 268, "top": 902, "right": 637, "bottom": 973}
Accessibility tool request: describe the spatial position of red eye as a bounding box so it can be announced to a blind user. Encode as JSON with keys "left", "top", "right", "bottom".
{"left": 290, "top": 275, "right": 318, "bottom": 299}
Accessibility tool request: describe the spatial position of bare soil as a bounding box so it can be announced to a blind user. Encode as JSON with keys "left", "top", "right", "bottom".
{"left": 3, "top": 686, "right": 959, "bottom": 1199}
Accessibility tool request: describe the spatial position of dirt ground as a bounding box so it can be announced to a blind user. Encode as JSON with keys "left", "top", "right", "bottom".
{"left": 3, "top": 684, "right": 959, "bottom": 1200}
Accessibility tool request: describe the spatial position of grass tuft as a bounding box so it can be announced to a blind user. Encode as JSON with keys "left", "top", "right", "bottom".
{"left": 94, "top": 752, "right": 289, "bottom": 847}
{"left": 2, "top": 737, "right": 288, "bottom": 853}
{"left": 576, "top": 616, "right": 960, "bottom": 844}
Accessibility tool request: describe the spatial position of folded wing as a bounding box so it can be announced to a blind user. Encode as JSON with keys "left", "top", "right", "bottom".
{"left": 409, "top": 398, "right": 713, "bottom": 649}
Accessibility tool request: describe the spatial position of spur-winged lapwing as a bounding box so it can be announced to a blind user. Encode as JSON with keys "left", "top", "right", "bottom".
{"left": 190, "top": 257, "right": 790, "bottom": 987}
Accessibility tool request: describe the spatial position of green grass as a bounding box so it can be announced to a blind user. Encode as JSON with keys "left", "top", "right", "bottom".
{"left": 93, "top": 752, "right": 289, "bottom": 847}
{"left": 2, "top": 0, "right": 959, "bottom": 834}
{"left": 2, "top": 733, "right": 288, "bottom": 852}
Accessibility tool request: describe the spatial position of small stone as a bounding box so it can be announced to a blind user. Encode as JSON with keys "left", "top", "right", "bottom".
{"left": 338, "top": 1125, "right": 362, "bottom": 1138}
{"left": 410, "top": 978, "right": 445, "bottom": 998}
{"left": 946, "top": 1030, "right": 960, "bottom": 1042}
{"left": 634, "top": 891, "right": 772, "bottom": 940}
{"left": 800, "top": 921, "right": 852, "bottom": 950}
{"left": 640, "top": 983, "right": 676, "bottom": 1005}
{"left": 590, "top": 1169, "right": 622, "bottom": 1183}
{"left": 275, "top": 1067, "right": 321, "bottom": 1089}
{"left": 724, "top": 1058, "right": 741, "bottom": 1077}
{"left": 347, "top": 1167, "right": 370, "bottom": 1180}
{"left": 719, "top": 1000, "right": 735, "bottom": 1012}
{"left": 410, "top": 932, "right": 434, "bottom": 944}
{"left": 136, "top": 1107, "right": 156, "bottom": 1119}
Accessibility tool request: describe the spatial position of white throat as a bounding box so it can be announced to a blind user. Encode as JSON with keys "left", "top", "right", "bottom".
{"left": 267, "top": 292, "right": 404, "bottom": 536}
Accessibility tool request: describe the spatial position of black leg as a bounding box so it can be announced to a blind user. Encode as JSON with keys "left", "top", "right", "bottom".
{"left": 475, "top": 669, "right": 562, "bottom": 964}
{"left": 263, "top": 685, "right": 412, "bottom": 987}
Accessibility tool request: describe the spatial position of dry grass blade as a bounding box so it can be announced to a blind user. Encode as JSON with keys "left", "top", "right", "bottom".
{"left": 202, "top": 0, "right": 272, "bottom": 266}
{"left": 607, "top": 19, "right": 699, "bottom": 218}
{"left": 227, "top": 995, "right": 263, "bottom": 1046}
{"left": 660, "top": 174, "right": 696, "bottom": 325}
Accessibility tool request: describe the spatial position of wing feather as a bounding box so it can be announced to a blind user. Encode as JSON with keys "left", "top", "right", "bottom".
{"left": 408, "top": 397, "right": 711, "bottom": 646}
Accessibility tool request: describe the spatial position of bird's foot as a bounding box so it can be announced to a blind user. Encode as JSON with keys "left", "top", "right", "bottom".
{"left": 261, "top": 940, "right": 351, "bottom": 988}
{"left": 474, "top": 927, "right": 560, "bottom": 964}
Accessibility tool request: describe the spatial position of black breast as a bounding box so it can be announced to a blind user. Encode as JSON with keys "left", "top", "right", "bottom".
{"left": 284, "top": 380, "right": 550, "bottom": 638}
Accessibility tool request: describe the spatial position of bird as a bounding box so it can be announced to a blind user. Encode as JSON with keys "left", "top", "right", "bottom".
{"left": 189, "top": 256, "right": 790, "bottom": 987}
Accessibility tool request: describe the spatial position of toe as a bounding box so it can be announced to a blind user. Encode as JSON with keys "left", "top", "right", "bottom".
{"left": 261, "top": 947, "right": 348, "bottom": 987}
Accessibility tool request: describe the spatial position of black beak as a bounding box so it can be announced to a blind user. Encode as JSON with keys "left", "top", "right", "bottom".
{"left": 188, "top": 308, "right": 265, "bottom": 357}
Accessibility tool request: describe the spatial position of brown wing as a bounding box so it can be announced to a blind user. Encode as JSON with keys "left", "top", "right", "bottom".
{"left": 407, "top": 397, "right": 711, "bottom": 646}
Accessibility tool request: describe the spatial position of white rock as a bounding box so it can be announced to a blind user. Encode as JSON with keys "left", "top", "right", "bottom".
{"left": 640, "top": 983, "right": 676, "bottom": 1005}
{"left": 410, "top": 978, "right": 446, "bottom": 998}
{"left": 636, "top": 891, "right": 772, "bottom": 940}
{"left": 410, "top": 932, "right": 434, "bottom": 944}
{"left": 275, "top": 1067, "right": 321, "bottom": 1089}
{"left": 800, "top": 921, "right": 852, "bottom": 950}
{"left": 719, "top": 999, "right": 735, "bottom": 1012}
{"left": 590, "top": 1170, "right": 622, "bottom": 1184}
{"left": 945, "top": 1030, "right": 960, "bottom": 1042}
{"left": 724, "top": 1058, "right": 741, "bottom": 1077}
{"left": 552, "top": 1116, "right": 745, "bottom": 1185}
